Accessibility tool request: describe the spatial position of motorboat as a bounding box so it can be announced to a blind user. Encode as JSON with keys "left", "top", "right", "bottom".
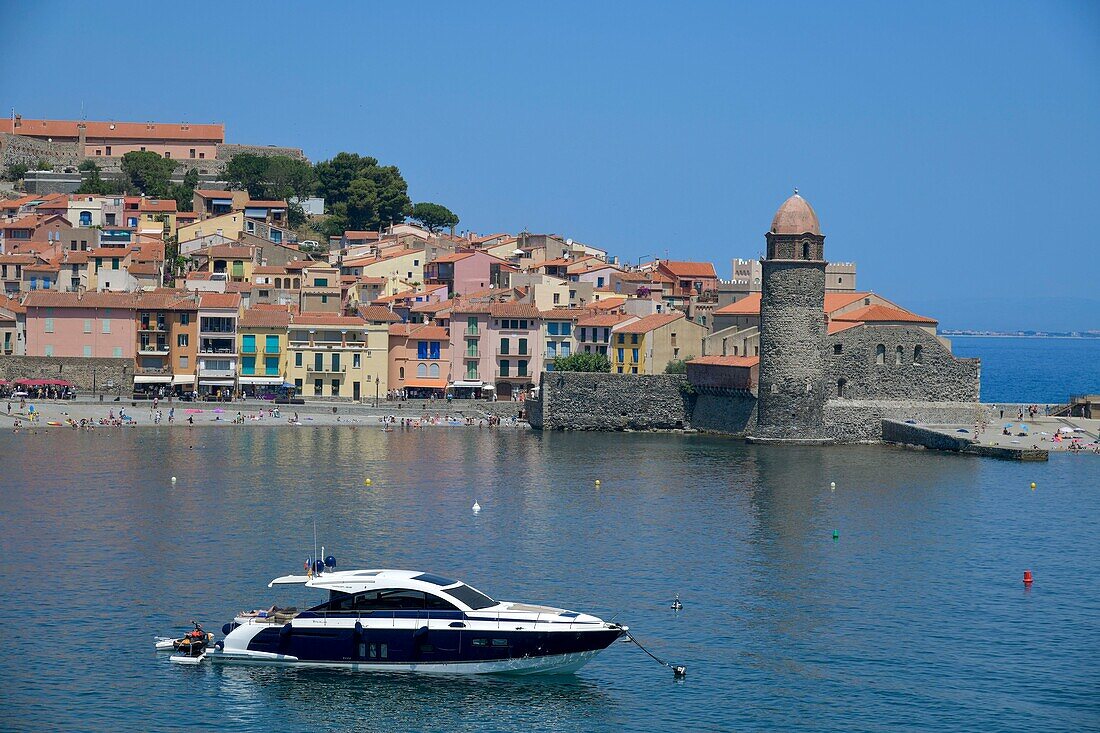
{"left": 202, "top": 563, "right": 626, "bottom": 674}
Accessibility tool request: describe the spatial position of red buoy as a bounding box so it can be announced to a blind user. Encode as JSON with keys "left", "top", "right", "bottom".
{"left": 1023, "top": 570, "right": 1034, "bottom": 585}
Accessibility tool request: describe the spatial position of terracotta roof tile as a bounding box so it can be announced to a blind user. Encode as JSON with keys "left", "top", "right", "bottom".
{"left": 198, "top": 292, "right": 241, "bottom": 309}
{"left": 832, "top": 304, "right": 937, "bottom": 324}
{"left": 658, "top": 260, "right": 717, "bottom": 278}
{"left": 488, "top": 302, "right": 541, "bottom": 319}
{"left": 576, "top": 313, "right": 636, "bottom": 327}
{"left": 356, "top": 305, "right": 402, "bottom": 323}
{"left": 616, "top": 312, "right": 684, "bottom": 334}
{"left": 240, "top": 309, "right": 292, "bottom": 328}
{"left": 688, "top": 355, "right": 759, "bottom": 367}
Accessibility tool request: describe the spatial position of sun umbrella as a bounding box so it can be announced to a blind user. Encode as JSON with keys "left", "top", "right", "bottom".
{"left": 213, "top": 408, "right": 225, "bottom": 413}
{"left": 1003, "top": 423, "right": 1014, "bottom": 429}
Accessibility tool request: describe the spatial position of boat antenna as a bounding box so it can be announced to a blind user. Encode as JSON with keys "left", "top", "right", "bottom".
{"left": 313, "top": 518, "right": 318, "bottom": 575}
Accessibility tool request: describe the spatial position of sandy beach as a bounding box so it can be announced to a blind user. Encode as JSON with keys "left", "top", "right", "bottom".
{"left": 955, "top": 415, "right": 1100, "bottom": 455}
{"left": 0, "top": 398, "right": 527, "bottom": 430}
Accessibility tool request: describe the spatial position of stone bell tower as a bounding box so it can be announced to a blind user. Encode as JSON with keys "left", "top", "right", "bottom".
{"left": 751, "top": 191, "right": 830, "bottom": 442}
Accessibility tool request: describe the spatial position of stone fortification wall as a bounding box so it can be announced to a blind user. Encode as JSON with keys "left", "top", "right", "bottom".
{"left": 827, "top": 325, "right": 980, "bottom": 402}
{"left": 216, "top": 144, "right": 307, "bottom": 161}
{"left": 690, "top": 391, "right": 757, "bottom": 435}
{"left": 532, "top": 371, "right": 690, "bottom": 431}
{"left": 0, "top": 356, "right": 131, "bottom": 392}
{"left": 825, "top": 399, "right": 985, "bottom": 443}
{"left": 1, "top": 134, "right": 84, "bottom": 170}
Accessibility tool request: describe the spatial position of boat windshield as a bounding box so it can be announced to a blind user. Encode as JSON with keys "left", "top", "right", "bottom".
{"left": 445, "top": 584, "right": 496, "bottom": 610}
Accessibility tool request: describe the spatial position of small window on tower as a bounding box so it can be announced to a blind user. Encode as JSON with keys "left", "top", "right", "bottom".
{"left": 834, "top": 344, "right": 842, "bottom": 355}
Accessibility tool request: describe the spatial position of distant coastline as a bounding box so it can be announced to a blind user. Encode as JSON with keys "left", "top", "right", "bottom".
{"left": 943, "top": 331, "right": 1100, "bottom": 339}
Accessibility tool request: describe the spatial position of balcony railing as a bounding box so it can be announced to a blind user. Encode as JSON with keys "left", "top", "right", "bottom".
{"left": 497, "top": 348, "right": 530, "bottom": 357}
{"left": 463, "top": 350, "right": 481, "bottom": 358}
{"left": 495, "top": 370, "right": 531, "bottom": 379}
{"left": 464, "top": 327, "right": 480, "bottom": 336}
{"left": 544, "top": 351, "right": 571, "bottom": 359}
{"left": 138, "top": 323, "right": 167, "bottom": 332}
{"left": 199, "top": 347, "right": 237, "bottom": 355}
{"left": 135, "top": 365, "right": 170, "bottom": 375}
{"left": 307, "top": 365, "right": 346, "bottom": 375}
{"left": 197, "top": 368, "right": 236, "bottom": 378}
{"left": 138, "top": 345, "right": 170, "bottom": 355}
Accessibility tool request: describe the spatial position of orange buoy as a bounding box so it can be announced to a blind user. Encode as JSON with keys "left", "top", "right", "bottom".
{"left": 1023, "top": 570, "right": 1034, "bottom": 585}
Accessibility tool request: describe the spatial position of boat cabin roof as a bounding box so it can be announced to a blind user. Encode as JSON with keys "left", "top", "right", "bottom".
{"left": 268, "top": 569, "right": 498, "bottom": 611}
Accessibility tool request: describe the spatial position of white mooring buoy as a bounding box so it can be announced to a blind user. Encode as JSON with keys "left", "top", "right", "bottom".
{"left": 171, "top": 476, "right": 177, "bottom": 484}
{"left": 472, "top": 500, "right": 481, "bottom": 514}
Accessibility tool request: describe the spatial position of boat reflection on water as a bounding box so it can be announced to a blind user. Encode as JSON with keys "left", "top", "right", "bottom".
{"left": 211, "top": 664, "right": 616, "bottom": 729}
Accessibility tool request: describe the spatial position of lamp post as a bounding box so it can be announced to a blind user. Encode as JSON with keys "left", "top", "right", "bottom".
{"left": 374, "top": 375, "right": 379, "bottom": 407}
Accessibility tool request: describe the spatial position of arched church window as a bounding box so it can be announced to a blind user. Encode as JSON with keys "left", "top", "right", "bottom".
{"left": 837, "top": 378, "right": 847, "bottom": 397}
{"left": 895, "top": 345, "right": 904, "bottom": 365}
{"left": 913, "top": 345, "right": 923, "bottom": 365}
{"left": 802, "top": 242, "right": 810, "bottom": 259}
{"left": 875, "top": 344, "right": 886, "bottom": 365}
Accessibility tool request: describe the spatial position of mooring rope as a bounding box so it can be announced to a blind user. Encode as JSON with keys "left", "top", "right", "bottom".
{"left": 623, "top": 630, "right": 686, "bottom": 677}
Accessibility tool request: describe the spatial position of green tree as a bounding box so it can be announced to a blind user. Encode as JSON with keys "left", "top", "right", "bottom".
{"left": 553, "top": 353, "right": 611, "bottom": 373}
{"left": 3, "top": 163, "right": 29, "bottom": 181}
{"left": 121, "top": 151, "right": 177, "bottom": 197}
{"left": 314, "top": 152, "right": 410, "bottom": 231}
{"left": 169, "top": 168, "right": 199, "bottom": 211}
{"left": 76, "top": 160, "right": 116, "bottom": 195}
{"left": 664, "top": 356, "right": 695, "bottom": 374}
{"left": 409, "top": 202, "right": 459, "bottom": 233}
{"left": 225, "top": 153, "right": 316, "bottom": 203}
{"left": 224, "top": 153, "right": 271, "bottom": 198}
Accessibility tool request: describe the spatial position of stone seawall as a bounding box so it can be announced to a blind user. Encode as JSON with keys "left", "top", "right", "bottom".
{"left": 882, "top": 419, "right": 1048, "bottom": 461}
{"left": 825, "top": 400, "right": 985, "bottom": 443}
{"left": 532, "top": 372, "right": 690, "bottom": 430}
{"left": 690, "top": 391, "right": 757, "bottom": 435}
{"left": 0, "top": 356, "right": 131, "bottom": 392}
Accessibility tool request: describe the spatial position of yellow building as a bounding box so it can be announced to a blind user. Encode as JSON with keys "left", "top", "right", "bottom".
{"left": 178, "top": 212, "right": 246, "bottom": 243}
{"left": 285, "top": 313, "right": 390, "bottom": 401}
{"left": 237, "top": 309, "right": 291, "bottom": 396}
{"left": 201, "top": 244, "right": 255, "bottom": 283}
{"left": 609, "top": 312, "right": 707, "bottom": 375}
{"left": 340, "top": 249, "right": 425, "bottom": 295}
{"left": 138, "top": 199, "right": 179, "bottom": 238}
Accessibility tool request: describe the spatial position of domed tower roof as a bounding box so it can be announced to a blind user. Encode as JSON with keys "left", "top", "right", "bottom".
{"left": 770, "top": 191, "right": 821, "bottom": 236}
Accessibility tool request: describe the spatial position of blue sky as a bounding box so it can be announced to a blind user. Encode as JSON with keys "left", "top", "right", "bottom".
{"left": 4, "top": 0, "right": 1099, "bottom": 330}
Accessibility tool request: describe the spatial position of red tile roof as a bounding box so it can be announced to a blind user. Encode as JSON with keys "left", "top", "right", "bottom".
{"left": 240, "top": 309, "right": 292, "bottom": 328}
{"left": 688, "top": 355, "right": 759, "bottom": 367}
{"left": 1, "top": 118, "right": 224, "bottom": 142}
{"left": 194, "top": 189, "right": 238, "bottom": 198}
{"left": 410, "top": 324, "right": 450, "bottom": 340}
{"left": 356, "top": 305, "right": 402, "bottom": 323}
{"left": 714, "top": 294, "right": 762, "bottom": 315}
{"left": 488, "top": 302, "right": 542, "bottom": 319}
{"left": 832, "top": 304, "right": 937, "bottom": 324}
{"left": 23, "top": 291, "right": 146, "bottom": 309}
{"left": 616, "top": 312, "right": 684, "bottom": 334}
{"left": 576, "top": 313, "right": 636, "bottom": 327}
{"left": 198, "top": 293, "right": 241, "bottom": 309}
{"left": 138, "top": 199, "right": 177, "bottom": 213}
{"left": 659, "top": 260, "right": 717, "bottom": 278}
{"left": 430, "top": 252, "right": 475, "bottom": 263}
{"left": 245, "top": 200, "right": 288, "bottom": 208}
{"left": 828, "top": 321, "right": 862, "bottom": 335}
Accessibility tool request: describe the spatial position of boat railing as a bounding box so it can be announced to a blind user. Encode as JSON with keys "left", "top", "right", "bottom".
{"left": 247, "top": 608, "right": 585, "bottom": 629}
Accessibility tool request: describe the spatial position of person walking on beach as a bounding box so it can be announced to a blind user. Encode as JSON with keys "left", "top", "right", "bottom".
{"left": 169, "top": 407, "right": 175, "bottom": 423}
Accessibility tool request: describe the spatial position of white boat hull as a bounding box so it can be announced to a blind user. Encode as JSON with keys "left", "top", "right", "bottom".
{"left": 207, "top": 648, "right": 603, "bottom": 675}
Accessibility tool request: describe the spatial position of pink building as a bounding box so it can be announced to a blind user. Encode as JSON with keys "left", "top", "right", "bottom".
{"left": 487, "top": 302, "right": 543, "bottom": 401}
{"left": 23, "top": 291, "right": 138, "bottom": 359}
{"left": 425, "top": 250, "right": 514, "bottom": 298}
{"left": 388, "top": 323, "right": 452, "bottom": 398}
{"left": 449, "top": 302, "right": 492, "bottom": 398}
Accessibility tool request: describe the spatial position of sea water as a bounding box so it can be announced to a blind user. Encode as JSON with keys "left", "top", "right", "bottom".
{"left": 1, "top": 428, "right": 1097, "bottom": 732}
